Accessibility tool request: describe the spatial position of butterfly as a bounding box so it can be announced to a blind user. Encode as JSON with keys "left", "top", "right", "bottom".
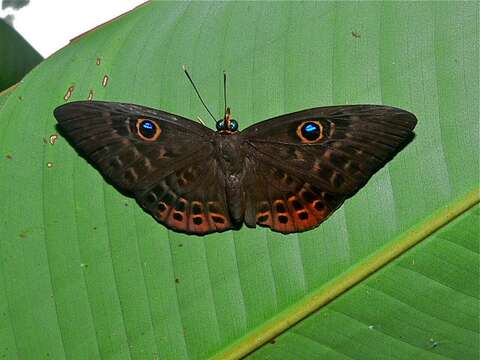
{"left": 54, "top": 98, "right": 417, "bottom": 235}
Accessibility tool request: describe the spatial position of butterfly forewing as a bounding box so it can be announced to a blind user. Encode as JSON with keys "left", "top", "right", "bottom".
{"left": 243, "top": 105, "right": 416, "bottom": 194}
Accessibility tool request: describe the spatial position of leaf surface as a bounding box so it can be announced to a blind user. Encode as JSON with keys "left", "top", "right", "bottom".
{"left": 0, "top": 2, "right": 478, "bottom": 359}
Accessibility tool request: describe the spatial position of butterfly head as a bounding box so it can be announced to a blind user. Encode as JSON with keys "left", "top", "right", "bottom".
{"left": 216, "top": 107, "right": 239, "bottom": 133}
{"left": 216, "top": 118, "right": 238, "bottom": 132}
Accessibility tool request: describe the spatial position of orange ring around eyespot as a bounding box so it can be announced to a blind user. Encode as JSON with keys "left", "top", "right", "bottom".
{"left": 296, "top": 120, "right": 323, "bottom": 143}
{"left": 135, "top": 118, "right": 161, "bottom": 141}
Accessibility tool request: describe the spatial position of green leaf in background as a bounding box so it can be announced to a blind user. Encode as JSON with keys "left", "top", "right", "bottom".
{"left": 0, "top": 2, "right": 478, "bottom": 359}
{"left": 0, "top": 18, "right": 42, "bottom": 92}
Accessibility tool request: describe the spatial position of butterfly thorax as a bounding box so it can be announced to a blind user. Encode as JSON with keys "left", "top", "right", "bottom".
{"left": 214, "top": 132, "right": 247, "bottom": 171}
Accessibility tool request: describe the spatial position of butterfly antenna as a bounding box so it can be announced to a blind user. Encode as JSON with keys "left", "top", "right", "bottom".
{"left": 196, "top": 116, "right": 206, "bottom": 126}
{"left": 183, "top": 65, "right": 216, "bottom": 124}
{"left": 223, "top": 70, "right": 227, "bottom": 119}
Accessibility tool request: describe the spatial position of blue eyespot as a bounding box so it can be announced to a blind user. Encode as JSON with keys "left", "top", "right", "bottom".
{"left": 299, "top": 121, "right": 322, "bottom": 142}
{"left": 142, "top": 121, "right": 154, "bottom": 130}
{"left": 137, "top": 119, "right": 159, "bottom": 140}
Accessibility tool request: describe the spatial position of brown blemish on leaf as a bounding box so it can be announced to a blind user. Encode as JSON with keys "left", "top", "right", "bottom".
{"left": 63, "top": 85, "right": 74, "bottom": 101}
{"left": 42, "top": 137, "right": 48, "bottom": 144}
{"left": 102, "top": 75, "right": 109, "bottom": 87}
{"left": 5, "top": 154, "right": 12, "bottom": 160}
{"left": 87, "top": 89, "right": 94, "bottom": 100}
{"left": 352, "top": 31, "right": 361, "bottom": 38}
{"left": 49, "top": 134, "right": 58, "bottom": 145}
{"left": 19, "top": 231, "right": 28, "bottom": 239}
{"left": 47, "top": 161, "right": 53, "bottom": 168}
{"left": 96, "top": 57, "right": 101, "bottom": 65}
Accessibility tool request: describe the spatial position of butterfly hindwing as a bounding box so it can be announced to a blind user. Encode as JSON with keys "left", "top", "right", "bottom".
{"left": 55, "top": 101, "right": 232, "bottom": 234}
{"left": 243, "top": 158, "right": 344, "bottom": 233}
{"left": 135, "top": 158, "right": 232, "bottom": 234}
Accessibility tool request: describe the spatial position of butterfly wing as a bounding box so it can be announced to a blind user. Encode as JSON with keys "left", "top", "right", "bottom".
{"left": 241, "top": 105, "right": 417, "bottom": 233}
{"left": 54, "top": 101, "right": 232, "bottom": 234}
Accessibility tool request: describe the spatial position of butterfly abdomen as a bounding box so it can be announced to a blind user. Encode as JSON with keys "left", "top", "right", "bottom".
{"left": 224, "top": 173, "right": 245, "bottom": 227}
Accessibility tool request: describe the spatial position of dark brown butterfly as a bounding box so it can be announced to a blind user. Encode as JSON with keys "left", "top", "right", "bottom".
{"left": 54, "top": 98, "right": 416, "bottom": 235}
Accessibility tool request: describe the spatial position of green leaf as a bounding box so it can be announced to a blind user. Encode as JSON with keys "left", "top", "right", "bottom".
{"left": 0, "top": 19, "right": 42, "bottom": 92}
{"left": 0, "top": 2, "right": 478, "bottom": 360}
